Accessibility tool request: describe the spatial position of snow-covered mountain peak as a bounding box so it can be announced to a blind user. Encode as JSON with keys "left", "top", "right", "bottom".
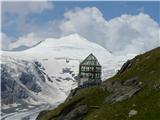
{"left": 41, "top": 33, "right": 102, "bottom": 48}
{"left": 1, "top": 34, "right": 136, "bottom": 119}
{"left": 20, "top": 34, "right": 112, "bottom": 64}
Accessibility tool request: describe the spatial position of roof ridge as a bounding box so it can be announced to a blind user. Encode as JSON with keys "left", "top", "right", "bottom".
{"left": 80, "top": 53, "right": 101, "bottom": 66}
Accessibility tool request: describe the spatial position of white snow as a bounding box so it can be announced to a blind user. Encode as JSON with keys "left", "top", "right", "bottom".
{"left": 1, "top": 104, "right": 50, "bottom": 120}
{"left": 1, "top": 34, "right": 136, "bottom": 120}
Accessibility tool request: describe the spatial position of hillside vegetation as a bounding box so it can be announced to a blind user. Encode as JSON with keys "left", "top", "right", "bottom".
{"left": 37, "top": 47, "right": 160, "bottom": 120}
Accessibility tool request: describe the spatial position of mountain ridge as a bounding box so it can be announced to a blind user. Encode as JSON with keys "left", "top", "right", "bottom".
{"left": 1, "top": 34, "right": 136, "bottom": 119}
{"left": 36, "top": 47, "right": 160, "bottom": 120}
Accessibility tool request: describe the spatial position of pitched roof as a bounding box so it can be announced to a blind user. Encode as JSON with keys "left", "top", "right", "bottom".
{"left": 80, "top": 53, "right": 101, "bottom": 66}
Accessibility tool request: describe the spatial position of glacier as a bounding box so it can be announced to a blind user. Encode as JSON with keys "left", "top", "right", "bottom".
{"left": 1, "top": 34, "right": 136, "bottom": 120}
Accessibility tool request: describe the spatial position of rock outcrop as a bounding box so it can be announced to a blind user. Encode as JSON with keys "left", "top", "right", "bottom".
{"left": 36, "top": 47, "right": 160, "bottom": 120}
{"left": 117, "top": 60, "right": 132, "bottom": 74}
{"left": 1, "top": 59, "right": 47, "bottom": 104}
{"left": 56, "top": 104, "right": 88, "bottom": 120}
{"left": 105, "top": 77, "right": 143, "bottom": 103}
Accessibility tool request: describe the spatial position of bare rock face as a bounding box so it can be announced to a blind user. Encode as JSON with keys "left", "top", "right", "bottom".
{"left": 57, "top": 105, "right": 88, "bottom": 120}
{"left": 1, "top": 64, "right": 29, "bottom": 104}
{"left": 117, "top": 60, "right": 132, "bottom": 74}
{"left": 65, "top": 88, "right": 79, "bottom": 102}
{"left": 37, "top": 97, "right": 88, "bottom": 120}
{"left": 1, "top": 59, "right": 47, "bottom": 105}
{"left": 105, "top": 77, "right": 143, "bottom": 103}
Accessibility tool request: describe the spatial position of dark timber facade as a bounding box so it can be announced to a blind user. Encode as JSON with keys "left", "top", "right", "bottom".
{"left": 78, "top": 53, "right": 102, "bottom": 87}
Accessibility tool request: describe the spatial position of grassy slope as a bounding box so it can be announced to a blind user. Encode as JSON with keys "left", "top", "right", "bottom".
{"left": 37, "top": 47, "right": 160, "bottom": 120}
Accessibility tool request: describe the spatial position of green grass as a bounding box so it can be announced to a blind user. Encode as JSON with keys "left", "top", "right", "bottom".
{"left": 37, "top": 86, "right": 108, "bottom": 120}
{"left": 85, "top": 88, "right": 160, "bottom": 120}
{"left": 107, "top": 47, "right": 160, "bottom": 84}
{"left": 37, "top": 47, "right": 160, "bottom": 120}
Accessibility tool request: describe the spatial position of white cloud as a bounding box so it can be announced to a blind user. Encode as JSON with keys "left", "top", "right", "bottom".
{"left": 60, "top": 7, "right": 160, "bottom": 55}
{"left": 0, "top": 32, "right": 12, "bottom": 50}
{"left": 2, "top": 1, "right": 54, "bottom": 16}
{"left": 10, "top": 33, "right": 44, "bottom": 50}
{"left": 106, "top": 13, "right": 160, "bottom": 54}
{"left": 60, "top": 7, "right": 107, "bottom": 46}
{"left": 2, "top": 1, "right": 54, "bottom": 36}
{"left": 2, "top": 5, "right": 160, "bottom": 55}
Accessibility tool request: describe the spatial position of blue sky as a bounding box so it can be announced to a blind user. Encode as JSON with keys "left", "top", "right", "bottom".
{"left": 2, "top": 1, "right": 160, "bottom": 54}
{"left": 37, "top": 1, "right": 160, "bottom": 23}
{"left": 2, "top": 1, "right": 160, "bottom": 39}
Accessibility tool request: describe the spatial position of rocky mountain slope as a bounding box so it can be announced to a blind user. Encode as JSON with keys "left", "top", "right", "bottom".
{"left": 36, "top": 47, "right": 160, "bottom": 120}
{"left": 1, "top": 34, "right": 135, "bottom": 119}
{"left": 1, "top": 56, "right": 68, "bottom": 120}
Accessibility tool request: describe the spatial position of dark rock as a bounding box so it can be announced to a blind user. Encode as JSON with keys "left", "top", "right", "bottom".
{"left": 35, "top": 66, "right": 46, "bottom": 82}
{"left": 56, "top": 79, "right": 61, "bottom": 82}
{"left": 37, "top": 97, "right": 86, "bottom": 120}
{"left": 56, "top": 105, "right": 88, "bottom": 120}
{"left": 36, "top": 110, "right": 50, "bottom": 120}
{"left": 63, "top": 77, "right": 73, "bottom": 81}
{"left": 105, "top": 77, "right": 142, "bottom": 104}
{"left": 66, "top": 88, "right": 79, "bottom": 102}
{"left": 117, "top": 60, "right": 132, "bottom": 74}
{"left": 17, "top": 89, "right": 29, "bottom": 99}
{"left": 123, "top": 77, "right": 139, "bottom": 86}
{"left": 74, "top": 75, "right": 79, "bottom": 81}
{"left": 62, "top": 68, "right": 73, "bottom": 74}
{"left": 1, "top": 78, "right": 29, "bottom": 104}
{"left": 19, "top": 72, "right": 42, "bottom": 93}
{"left": 34, "top": 61, "right": 42, "bottom": 67}
{"left": 20, "top": 72, "right": 33, "bottom": 84}
{"left": 62, "top": 105, "right": 88, "bottom": 120}
{"left": 1, "top": 59, "right": 48, "bottom": 105}
{"left": 47, "top": 75, "right": 53, "bottom": 82}
{"left": 72, "top": 74, "right": 75, "bottom": 77}
{"left": 106, "top": 86, "right": 141, "bottom": 103}
{"left": 31, "top": 84, "right": 42, "bottom": 93}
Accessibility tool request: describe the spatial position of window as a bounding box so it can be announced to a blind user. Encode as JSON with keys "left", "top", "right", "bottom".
{"left": 86, "top": 67, "right": 89, "bottom": 71}
{"left": 81, "top": 66, "right": 85, "bottom": 71}
{"left": 96, "top": 67, "right": 100, "bottom": 71}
